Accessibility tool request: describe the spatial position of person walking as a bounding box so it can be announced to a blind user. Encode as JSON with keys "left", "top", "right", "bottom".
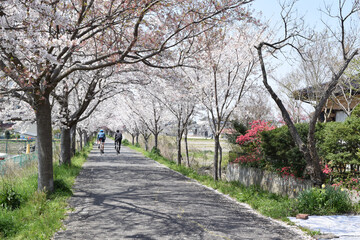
{"left": 97, "top": 129, "right": 106, "bottom": 153}
{"left": 114, "top": 130, "right": 122, "bottom": 154}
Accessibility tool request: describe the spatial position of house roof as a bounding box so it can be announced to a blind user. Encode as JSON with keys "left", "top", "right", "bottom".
{"left": 13, "top": 122, "right": 37, "bottom": 137}
{"left": 293, "top": 77, "right": 360, "bottom": 102}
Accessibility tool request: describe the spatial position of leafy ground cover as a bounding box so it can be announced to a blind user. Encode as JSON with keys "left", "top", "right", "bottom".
{"left": 0, "top": 142, "right": 92, "bottom": 239}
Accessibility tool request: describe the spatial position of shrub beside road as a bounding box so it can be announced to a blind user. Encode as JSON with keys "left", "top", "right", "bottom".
{"left": 0, "top": 142, "right": 92, "bottom": 239}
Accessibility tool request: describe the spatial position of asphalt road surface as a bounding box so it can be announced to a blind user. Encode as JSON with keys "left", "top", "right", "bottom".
{"left": 54, "top": 141, "right": 311, "bottom": 240}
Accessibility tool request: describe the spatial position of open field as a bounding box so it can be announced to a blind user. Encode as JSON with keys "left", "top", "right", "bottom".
{"left": 123, "top": 134, "right": 233, "bottom": 174}
{"left": 185, "top": 136, "right": 230, "bottom": 152}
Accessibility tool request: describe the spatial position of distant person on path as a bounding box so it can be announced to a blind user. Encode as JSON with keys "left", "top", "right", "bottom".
{"left": 97, "top": 129, "right": 106, "bottom": 153}
{"left": 114, "top": 130, "right": 122, "bottom": 154}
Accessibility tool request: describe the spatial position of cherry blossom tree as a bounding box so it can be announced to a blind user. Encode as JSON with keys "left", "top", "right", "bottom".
{"left": 232, "top": 86, "right": 273, "bottom": 127}
{"left": 138, "top": 122, "right": 152, "bottom": 151}
{"left": 121, "top": 112, "right": 141, "bottom": 146}
{"left": 0, "top": 0, "right": 253, "bottom": 191}
{"left": 185, "top": 26, "right": 260, "bottom": 180}
{"left": 52, "top": 68, "right": 129, "bottom": 165}
{"left": 151, "top": 71, "right": 197, "bottom": 165}
{"left": 126, "top": 84, "right": 170, "bottom": 151}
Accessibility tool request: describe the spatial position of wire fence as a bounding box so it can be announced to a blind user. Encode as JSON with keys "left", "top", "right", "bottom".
{"left": 0, "top": 140, "right": 61, "bottom": 176}
{"left": 0, "top": 152, "right": 38, "bottom": 175}
{"left": 0, "top": 139, "right": 36, "bottom": 155}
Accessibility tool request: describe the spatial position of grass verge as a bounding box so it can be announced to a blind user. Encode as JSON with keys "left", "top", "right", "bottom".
{"left": 0, "top": 142, "right": 92, "bottom": 239}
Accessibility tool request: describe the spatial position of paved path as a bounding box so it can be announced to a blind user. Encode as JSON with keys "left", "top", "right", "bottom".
{"left": 54, "top": 141, "right": 310, "bottom": 240}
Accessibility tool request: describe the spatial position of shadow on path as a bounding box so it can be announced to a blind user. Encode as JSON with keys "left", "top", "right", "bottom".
{"left": 54, "top": 141, "right": 309, "bottom": 240}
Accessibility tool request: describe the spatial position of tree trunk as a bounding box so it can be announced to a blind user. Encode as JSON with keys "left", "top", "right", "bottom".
{"left": 176, "top": 117, "right": 184, "bottom": 165}
{"left": 306, "top": 132, "right": 325, "bottom": 185}
{"left": 70, "top": 123, "right": 77, "bottom": 157}
{"left": 60, "top": 128, "right": 71, "bottom": 166}
{"left": 176, "top": 136, "right": 182, "bottom": 165}
{"left": 131, "top": 134, "right": 135, "bottom": 145}
{"left": 184, "top": 128, "right": 190, "bottom": 167}
{"left": 136, "top": 134, "right": 139, "bottom": 145}
{"left": 144, "top": 135, "right": 149, "bottom": 151}
{"left": 35, "top": 98, "right": 54, "bottom": 192}
{"left": 154, "top": 133, "right": 159, "bottom": 149}
{"left": 83, "top": 130, "right": 88, "bottom": 146}
{"left": 213, "top": 134, "right": 220, "bottom": 180}
{"left": 218, "top": 144, "right": 222, "bottom": 180}
{"left": 78, "top": 129, "right": 83, "bottom": 150}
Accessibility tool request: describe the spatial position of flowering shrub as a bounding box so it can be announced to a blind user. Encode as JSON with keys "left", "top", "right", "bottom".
{"left": 322, "top": 164, "right": 332, "bottom": 175}
{"left": 332, "top": 177, "right": 360, "bottom": 191}
{"left": 277, "top": 166, "right": 296, "bottom": 179}
{"left": 231, "top": 116, "right": 360, "bottom": 190}
{"left": 234, "top": 120, "right": 275, "bottom": 166}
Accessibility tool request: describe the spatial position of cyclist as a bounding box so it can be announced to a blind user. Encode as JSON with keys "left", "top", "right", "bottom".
{"left": 114, "top": 130, "right": 122, "bottom": 154}
{"left": 97, "top": 129, "right": 106, "bottom": 153}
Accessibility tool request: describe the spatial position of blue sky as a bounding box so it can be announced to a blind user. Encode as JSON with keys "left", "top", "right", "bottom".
{"left": 250, "top": 0, "right": 325, "bottom": 27}
{"left": 249, "top": 0, "right": 355, "bottom": 32}
{"left": 246, "top": 0, "right": 352, "bottom": 77}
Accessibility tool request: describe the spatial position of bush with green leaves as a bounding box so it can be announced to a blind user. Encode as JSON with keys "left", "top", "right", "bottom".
{"left": 260, "top": 123, "right": 311, "bottom": 178}
{"left": 5, "top": 130, "right": 10, "bottom": 139}
{"left": 122, "top": 139, "right": 130, "bottom": 146}
{"left": 320, "top": 114, "right": 360, "bottom": 177}
{"left": 134, "top": 143, "right": 140, "bottom": 148}
{"left": 226, "top": 120, "right": 248, "bottom": 144}
{"left": 150, "top": 147, "right": 161, "bottom": 156}
{"left": 0, "top": 183, "right": 23, "bottom": 210}
{"left": 296, "top": 186, "right": 353, "bottom": 215}
{"left": 317, "top": 108, "right": 360, "bottom": 190}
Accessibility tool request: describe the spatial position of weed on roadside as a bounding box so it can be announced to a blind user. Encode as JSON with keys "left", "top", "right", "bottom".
{"left": 296, "top": 186, "right": 353, "bottom": 215}
{"left": 0, "top": 142, "right": 92, "bottom": 239}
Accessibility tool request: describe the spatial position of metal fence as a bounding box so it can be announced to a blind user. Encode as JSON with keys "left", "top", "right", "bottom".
{"left": 0, "top": 139, "right": 36, "bottom": 155}
{"left": 0, "top": 140, "right": 62, "bottom": 175}
{"left": 0, "top": 152, "right": 38, "bottom": 175}
{"left": 0, "top": 139, "right": 82, "bottom": 175}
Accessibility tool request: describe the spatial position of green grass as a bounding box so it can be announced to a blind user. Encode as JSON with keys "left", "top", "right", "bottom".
{"left": 0, "top": 142, "right": 92, "bottom": 239}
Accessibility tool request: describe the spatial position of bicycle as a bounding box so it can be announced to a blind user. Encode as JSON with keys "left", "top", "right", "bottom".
{"left": 115, "top": 141, "right": 121, "bottom": 154}
{"left": 98, "top": 140, "right": 105, "bottom": 154}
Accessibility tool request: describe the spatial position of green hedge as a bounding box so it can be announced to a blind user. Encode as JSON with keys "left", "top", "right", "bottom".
{"left": 260, "top": 123, "right": 312, "bottom": 177}
{"left": 319, "top": 109, "right": 360, "bottom": 187}
{"left": 259, "top": 118, "right": 359, "bottom": 182}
